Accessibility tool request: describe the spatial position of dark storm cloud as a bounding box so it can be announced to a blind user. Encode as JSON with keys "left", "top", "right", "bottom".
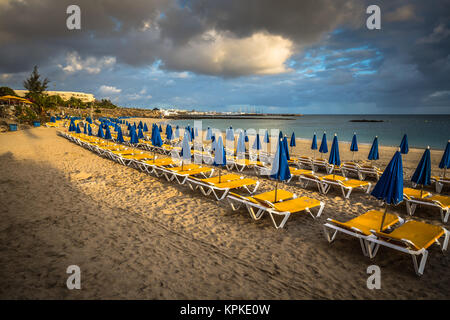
{"left": 0, "top": 0, "right": 449, "bottom": 112}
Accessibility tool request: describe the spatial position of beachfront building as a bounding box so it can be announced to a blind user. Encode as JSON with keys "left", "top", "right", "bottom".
{"left": 14, "top": 90, "right": 95, "bottom": 103}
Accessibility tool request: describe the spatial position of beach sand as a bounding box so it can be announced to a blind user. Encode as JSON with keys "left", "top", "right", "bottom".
{"left": 0, "top": 121, "right": 449, "bottom": 299}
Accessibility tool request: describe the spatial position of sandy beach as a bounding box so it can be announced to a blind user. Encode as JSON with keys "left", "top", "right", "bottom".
{"left": 1, "top": 122, "right": 449, "bottom": 300}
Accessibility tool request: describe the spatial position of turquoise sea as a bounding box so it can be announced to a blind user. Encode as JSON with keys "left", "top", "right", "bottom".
{"left": 166, "top": 114, "right": 450, "bottom": 150}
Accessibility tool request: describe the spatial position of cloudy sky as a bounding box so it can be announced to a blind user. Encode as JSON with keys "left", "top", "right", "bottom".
{"left": 0, "top": 0, "right": 449, "bottom": 113}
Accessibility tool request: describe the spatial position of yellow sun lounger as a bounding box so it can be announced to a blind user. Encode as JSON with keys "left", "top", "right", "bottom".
{"left": 321, "top": 174, "right": 372, "bottom": 199}
{"left": 264, "top": 196, "right": 325, "bottom": 229}
{"left": 404, "top": 188, "right": 450, "bottom": 222}
{"left": 430, "top": 176, "right": 450, "bottom": 193}
{"left": 140, "top": 158, "right": 180, "bottom": 176}
{"left": 359, "top": 164, "right": 383, "bottom": 181}
{"left": 368, "top": 220, "right": 449, "bottom": 276}
{"left": 188, "top": 175, "right": 260, "bottom": 200}
{"left": 162, "top": 165, "right": 214, "bottom": 184}
{"left": 286, "top": 168, "right": 314, "bottom": 183}
{"left": 227, "top": 189, "right": 295, "bottom": 220}
{"left": 323, "top": 210, "right": 404, "bottom": 257}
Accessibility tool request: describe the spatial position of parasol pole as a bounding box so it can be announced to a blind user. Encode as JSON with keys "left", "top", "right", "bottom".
{"left": 274, "top": 180, "right": 278, "bottom": 203}
{"left": 379, "top": 203, "right": 388, "bottom": 231}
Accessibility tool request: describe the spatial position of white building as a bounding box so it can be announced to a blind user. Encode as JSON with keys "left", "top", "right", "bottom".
{"left": 14, "top": 90, "right": 95, "bottom": 103}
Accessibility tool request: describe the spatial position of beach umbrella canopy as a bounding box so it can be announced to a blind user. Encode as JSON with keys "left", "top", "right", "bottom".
{"left": 76, "top": 123, "right": 81, "bottom": 134}
{"left": 283, "top": 136, "right": 290, "bottom": 161}
{"left": 264, "top": 130, "right": 270, "bottom": 143}
{"left": 97, "top": 126, "right": 105, "bottom": 138}
{"left": 104, "top": 125, "right": 112, "bottom": 139}
{"left": 270, "top": 138, "right": 291, "bottom": 202}
{"left": 244, "top": 130, "right": 249, "bottom": 142}
{"left": 290, "top": 132, "right": 296, "bottom": 147}
{"left": 236, "top": 131, "right": 246, "bottom": 158}
{"left": 152, "top": 126, "right": 163, "bottom": 147}
{"left": 68, "top": 121, "right": 74, "bottom": 132}
{"left": 137, "top": 127, "right": 144, "bottom": 139}
{"left": 143, "top": 123, "right": 149, "bottom": 132}
{"left": 226, "top": 126, "right": 234, "bottom": 141}
{"left": 311, "top": 133, "right": 317, "bottom": 150}
{"left": 399, "top": 134, "right": 409, "bottom": 154}
{"left": 411, "top": 147, "right": 431, "bottom": 187}
{"left": 180, "top": 131, "right": 191, "bottom": 160}
{"left": 328, "top": 134, "right": 340, "bottom": 171}
{"left": 252, "top": 133, "right": 261, "bottom": 150}
{"left": 439, "top": 140, "right": 450, "bottom": 171}
{"left": 166, "top": 125, "right": 173, "bottom": 141}
{"left": 205, "top": 127, "right": 212, "bottom": 140}
{"left": 116, "top": 126, "right": 124, "bottom": 143}
{"left": 368, "top": 136, "right": 379, "bottom": 161}
{"left": 129, "top": 127, "right": 139, "bottom": 144}
{"left": 319, "top": 132, "right": 328, "bottom": 154}
{"left": 213, "top": 136, "right": 227, "bottom": 166}
{"left": 350, "top": 133, "right": 358, "bottom": 152}
{"left": 371, "top": 151, "right": 404, "bottom": 230}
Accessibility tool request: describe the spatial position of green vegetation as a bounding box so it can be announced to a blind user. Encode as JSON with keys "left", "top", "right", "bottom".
{"left": 0, "top": 87, "right": 17, "bottom": 96}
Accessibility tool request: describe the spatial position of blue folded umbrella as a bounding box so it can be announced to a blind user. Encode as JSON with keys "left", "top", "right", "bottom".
{"left": 50, "top": 116, "right": 56, "bottom": 123}
{"left": 129, "top": 127, "right": 139, "bottom": 144}
{"left": 328, "top": 134, "right": 340, "bottom": 168}
{"left": 159, "top": 124, "right": 163, "bottom": 132}
{"left": 88, "top": 124, "right": 92, "bottom": 136}
{"left": 205, "top": 127, "right": 212, "bottom": 140}
{"left": 252, "top": 133, "right": 261, "bottom": 150}
{"left": 270, "top": 138, "right": 291, "bottom": 202}
{"left": 283, "top": 136, "right": 290, "bottom": 161}
{"left": 399, "top": 134, "right": 409, "bottom": 154}
{"left": 104, "top": 126, "right": 112, "bottom": 139}
{"left": 143, "top": 123, "right": 148, "bottom": 132}
{"left": 191, "top": 127, "right": 195, "bottom": 141}
{"left": 226, "top": 127, "right": 234, "bottom": 141}
{"left": 311, "top": 133, "right": 317, "bottom": 150}
{"left": 180, "top": 131, "right": 191, "bottom": 160}
{"left": 83, "top": 123, "right": 87, "bottom": 134}
{"left": 371, "top": 151, "right": 403, "bottom": 206}
{"left": 350, "top": 133, "right": 358, "bottom": 152}
{"left": 213, "top": 136, "right": 227, "bottom": 167}
{"left": 116, "top": 126, "right": 124, "bottom": 143}
{"left": 439, "top": 141, "right": 450, "bottom": 170}
{"left": 138, "top": 121, "right": 143, "bottom": 129}
{"left": 138, "top": 127, "right": 144, "bottom": 139}
{"left": 152, "top": 126, "right": 163, "bottom": 147}
{"left": 319, "top": 132, "right": 328, "bottom": 154}
{"left": 264, "top": 130, "right": 270, "bottom": 143}
{"left": 244, "top": 130, "right": 249, "bottom": 142}
{"left": 97, "top": 126, "right": 105, "bottom": 138}
{"left": 166, "top": 125, "right": 173, "bottom": 141}
{"left": 236, "top": 131, "right": 246, "bottom": 156}
{"left": 411, "top": 147, "right": 431, "bottom": 187}
{"left": 76, "top": 123, "right": 81, "bottom": 134}
{"left": 290, "top": 132, "right": 296, "bottom": 147}
{"left": 175, "top": 125, "right": 180, "bottom": 139}
{"left": 368, "top": 136, "right": 379, "bottom": 160}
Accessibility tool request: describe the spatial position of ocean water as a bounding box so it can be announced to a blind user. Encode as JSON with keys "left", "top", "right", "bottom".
{"left": 166, "top": 114, "right": 450, "bottom": 150}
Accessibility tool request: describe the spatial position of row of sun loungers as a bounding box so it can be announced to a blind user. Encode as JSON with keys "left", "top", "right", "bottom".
{"left": 57, "top": 128, "right": 449, "bottom": 275}
{"left": 60, "top": 131, "right": 325, "bottom": 229}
